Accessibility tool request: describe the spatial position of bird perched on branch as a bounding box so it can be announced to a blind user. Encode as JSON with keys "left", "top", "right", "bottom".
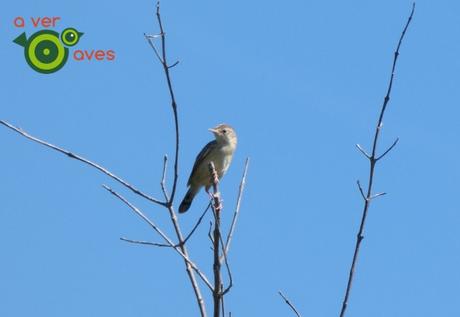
{"left": 179, "top": 124, "right": 237, "bottom": 213}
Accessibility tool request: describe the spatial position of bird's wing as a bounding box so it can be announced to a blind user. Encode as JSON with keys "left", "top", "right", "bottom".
{"left": 187, "top": 140, "right": 217, "bottom": 186}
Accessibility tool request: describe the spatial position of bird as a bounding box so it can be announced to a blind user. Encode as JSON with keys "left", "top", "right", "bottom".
{"left": 179, "top": 124, "right": 237, "bottom": 213}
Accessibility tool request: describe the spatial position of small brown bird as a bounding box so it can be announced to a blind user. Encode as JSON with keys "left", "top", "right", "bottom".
{"left": 179, "top": 124, "right": 237, "bottom": 213}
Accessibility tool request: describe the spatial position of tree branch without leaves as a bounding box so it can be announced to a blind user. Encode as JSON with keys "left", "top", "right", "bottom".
{"left": 145, "top": 1, "right": 180, "bottom": 206}
{"left": 206, "top": 160, "right": 244, "bottom": 317}
{"left": 278, "top": 291, "right": 302, "bottom": 317}
{"left": 1, "top": 3, "right": 214, "bottom": 316}
{"left": 209, "top": 162, "right": 224, "bottom": 317}
{"left": 339, "top": 4, "right": 415, "bottom": 317}
{"left": 2, "top": 3, "right": 253, "bottom": 317}
{"left": 103, "top": 184, "right": 214, "bottom": 292}
{"left": 222, "top": 158, "right": 249, "bottom": 259}
{"left": 277, "top": 4, "right": 415, "bottom": 317}
{"left": 143, "top": 3, "right": 208, "bottom": 315}
{"left": 0, "top": 120, "right": 165, "bottom": 206}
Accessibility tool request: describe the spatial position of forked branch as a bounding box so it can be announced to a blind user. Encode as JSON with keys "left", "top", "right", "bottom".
{"left": 2, "top": 3, "right": 249, "bottom": 317}
{"left": 338, "top": 4, "right": 415, "bottom": 317}
{"left": 103, "top": 185, "right": 213, "bottom": 292}
{"left": 145, "top": 1, "right": 180, "bottom": 205}
{"left": 143, "top": 3, "right": 208, "bottom": 315}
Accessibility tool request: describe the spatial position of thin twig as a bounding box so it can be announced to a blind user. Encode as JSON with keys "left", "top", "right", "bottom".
{"left": 102, "top": 184, "right": 173, "bottom": 245}
{"left": 220, "top": 231, "right": 233, "bottom": 296}
{"left": 0, "top": 120, "right": 165, "bottom": 206}
{"left": 144, "top": 32, "right": 164, "bottom": 63}
{"left": 103, "top": 184, "right": 213, "bottom": 292}
{"left": 208, "top": 221, "right": 214, "bottom": 245}
{"left": 121, "top": 201, "right": 210, "bottom": 249}
{"left": 168, "top": 60, "right": 180, "bottom": 69}
{"left": 376, "top": 137, "right": 399, "bottom": 161}
{"left": 338, "top": 4, "right": 415, "bottom": 317}
{"left": 357, "top": 180, "right": 366, "bottom": 201}
{"left": 356, "top": 144, "right": 371, "bottom": 159}
{"left": 120, "top": 237, "right": 171, "bottom": 247}
{"left": 221, "top": 287, "right": 226, "bottom": 317}
{"left": 154, "top": 1, "right": 180, "bottom": 205}
{"left": 160, "top": 155, "right": 170, "bottom": 201}
{"left": 278, "top": 291, "right": 302, "bottom": 317}
{"left": 223, "top": 158, "right": 249, "bottom": 259}
{"left": 370, "top": 192, "right": 387, "bottom": 199}
{"left": 182, "top": 202, "right": 212, "bottom": 246}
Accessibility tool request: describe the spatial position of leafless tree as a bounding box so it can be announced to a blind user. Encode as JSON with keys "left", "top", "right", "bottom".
{"left": 1, "top": 3, "right": 249, "bottom": 317}
{"left": 279, "top": 3, "right": 415, "bottom": 316}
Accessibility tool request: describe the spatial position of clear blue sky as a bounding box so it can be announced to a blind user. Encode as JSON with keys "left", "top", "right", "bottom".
{"left": 1, "top": 1, "right": 460, "bottom": 316}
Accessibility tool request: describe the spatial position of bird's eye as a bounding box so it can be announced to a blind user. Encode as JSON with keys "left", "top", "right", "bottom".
{"left": 222, "top": 129, "right": 227, "bottom": 134}
{"left": 61, "top": 28, "right": 82, "bottom": 47}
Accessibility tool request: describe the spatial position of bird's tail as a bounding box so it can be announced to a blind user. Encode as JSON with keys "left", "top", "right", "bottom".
{"left": 179, "top": 187, "right": 198, "bottom": 213}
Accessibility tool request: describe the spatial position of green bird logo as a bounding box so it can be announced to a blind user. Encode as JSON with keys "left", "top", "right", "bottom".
{"left": 13, "top": 28, "right": 83, "bottom": 74}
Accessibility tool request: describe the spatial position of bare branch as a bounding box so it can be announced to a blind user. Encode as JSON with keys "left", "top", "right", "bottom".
{"left": 153, "top": 1, "right": 180, "bottom": 205}
{"left": 147, "top": 4, "right": 208, "bottom": 315}
{"left": 223, "top": 158, "right": 250, "bottom": 258}
{"left": 103, "top": 184, "right": 213, "bottom": 292}
{"left": 168, "top": 60, "right": 180, "bottom": 69}
{"left": 208, "top": 221, "right": 214, "bottom": 245}
{"left": 144, "top": 32, "right": 164, "bottom": 63}
{"left": 144, "top": 33, "right": 162, "bottom": 39}
{"left": 376, "top": 137, "right": 399, "bottom": 161}
{"left": 121, "top": 198, "right": 209, "bottom": 250}
{"left": 182, "top": 202, "right": 212, "bottom": 246}
{"left": 221, "top": 287, "right": 226, "bottom": 317}
{"left": 220, "top": 231, "right": 233, "bottom": 296}
{"left": 356, "top": 180, "right": 367, "bottom": 201}
{"left": 120, "top": 237, "right": 171, "bottom": 248}
{"left": 278, "top": 291, "right": 302, "bottom": 317}
{"left": 355, "top": 144, "right": 371, "bottom": 159}
{"left": 339, "top": 4, "right": 415, "bottom": 317}
{"left": 3, "top": 2, "right": 210, "bottom": 316}
{"left": 209, "top": 162, "right": 223, "bottom": 317}
{"left": 160, "top": 155, "right": 170, "bottom": 201}
{"left": 370, "top": 192, "right": 387, "bottom": 200}
{"left": 102, "top": 184, "right": 174, "bottom": 245}
{"left": 167, "top": 204, "right": 213, "bottom": 309}
{"left": 0, "top": 120, "right": 165, "bottom": 206}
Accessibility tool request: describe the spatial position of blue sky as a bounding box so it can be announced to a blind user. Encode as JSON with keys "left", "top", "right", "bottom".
{"left": 1, "top": 0, "right": 460, "bottom": 316}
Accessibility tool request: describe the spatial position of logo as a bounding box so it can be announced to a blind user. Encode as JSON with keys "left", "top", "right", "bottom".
{"left": 13, "top": 28, "right": 83, "bottom": 74}
{"left": 12, "top": 16, "right": 116, "bottom": 74}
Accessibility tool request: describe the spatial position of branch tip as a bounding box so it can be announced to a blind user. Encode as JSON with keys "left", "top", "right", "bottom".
{"left": 356, "top": 144, "right": 371, "bottom": 159}
{"left": 278, "top": 291, "right": 302, "bottom": 317}
{"left": 168, "top": 60, "right": 180, "bottom": 69}
{"left": 371, "top": 192, "right": 387, "bottom": 199}
{"left": 376, "top": 137, "right": 399, "bottom": 161}
{"left": 356, "top": 180, "right": 366, "bottom": 201}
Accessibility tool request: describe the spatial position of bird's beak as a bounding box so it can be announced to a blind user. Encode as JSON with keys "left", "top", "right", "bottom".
{"left": 208, "top": 128, "right": 218, "bottom": 133}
